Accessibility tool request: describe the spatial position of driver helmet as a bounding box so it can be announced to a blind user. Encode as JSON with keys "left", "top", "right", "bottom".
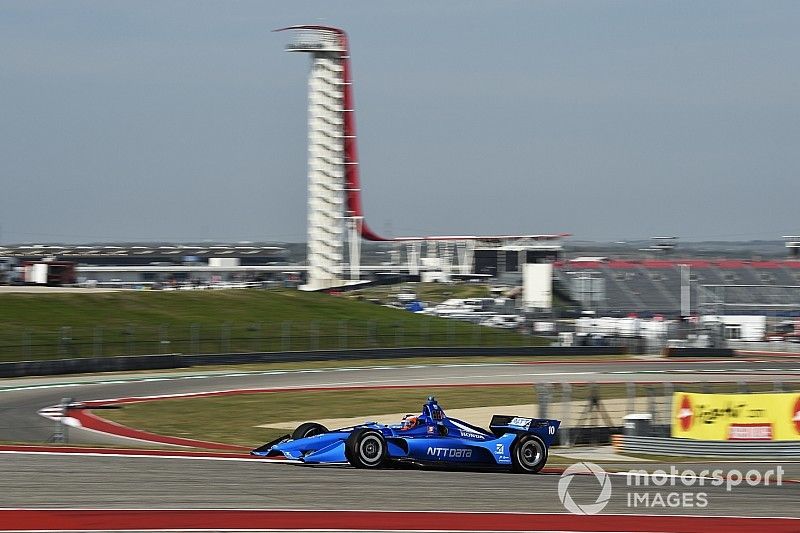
{"left": 401, "top": 415, "right": 419, "bottom": 431}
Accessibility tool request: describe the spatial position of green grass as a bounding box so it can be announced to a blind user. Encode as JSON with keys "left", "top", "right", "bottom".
{"left": 0, "top": 289, "right": 547, "bottom": 361}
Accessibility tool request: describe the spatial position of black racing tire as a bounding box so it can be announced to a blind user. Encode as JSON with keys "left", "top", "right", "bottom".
{"left": 291, "top": 422, "right": 329, "bottom": 440}
{"left": 511, "top": 435, "right": 548, "bottom": 474}
{"left": 344, "top": 428, "right": 387, "bottom": 469}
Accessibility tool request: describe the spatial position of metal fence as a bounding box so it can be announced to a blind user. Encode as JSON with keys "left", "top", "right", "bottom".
{"left": 0, "top": 320, "right": 545, "bottom": 361}
{"left": 726, "top": 340, "right": 800, "bottom": 353}
{"left": 534, "top": 380, "right": 800, "bottom": 446}
{"left": 616, "top": 435, "right": 800, "bottom": 457}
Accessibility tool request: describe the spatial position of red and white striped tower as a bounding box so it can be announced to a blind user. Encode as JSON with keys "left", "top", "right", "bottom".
{"left": 280, "top": 26, "right": 353, "bottom": 290}
{"left": 279, "top": 26, "right": 566, "bottom": 287}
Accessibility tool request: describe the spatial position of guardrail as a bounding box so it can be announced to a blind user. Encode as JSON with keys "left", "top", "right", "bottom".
{"left": 664, "top": 347, "right": 736, "bottom": 358}
{"left": 0, "top": 354, "right": 184, "bottom": 378}
{"left": 0, "top": 346, "right": 621, "bottom": 378}
{"left": 614, "top": 435, "right": 800, "bottom": 457}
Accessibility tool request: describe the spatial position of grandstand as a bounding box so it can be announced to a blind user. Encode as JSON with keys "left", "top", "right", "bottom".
{"left": 556, "top": 258, "right": 800, "bottom": 317}
{"left": 0, "top": 243, "right": 291, "bottom": 286}
{"left": 0, "top": 243, "right": 287, "bottom": 266}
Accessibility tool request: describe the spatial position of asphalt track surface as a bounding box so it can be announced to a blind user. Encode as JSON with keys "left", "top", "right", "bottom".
{"left": 1, "top": 452, "right": 798, "bottom": 517}
{"left": 3, "top": 358, "right": 800, "bottom": 445}
{"left": 1, "top": 358, "right": 799, "bottom": 529}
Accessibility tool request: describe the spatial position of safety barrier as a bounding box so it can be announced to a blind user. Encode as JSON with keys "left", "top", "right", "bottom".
{"left": 613, "top": 434, "right": 800, "bottom": 457}
{"left": 664, "top": 347, "right": 735, "bottom": 358}
{"left": 0, "top": 354, "right": 184, "bottom": 378}
{"left": 0, "top": 346, "right": 621, "bottom": 378}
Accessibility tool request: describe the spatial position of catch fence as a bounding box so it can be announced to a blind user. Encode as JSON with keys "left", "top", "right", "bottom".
{"left": 0, "top": 319, "right": 543, "bottom": 361}
{"left": 534, "top": 380, "right": 800, "bottom": 446}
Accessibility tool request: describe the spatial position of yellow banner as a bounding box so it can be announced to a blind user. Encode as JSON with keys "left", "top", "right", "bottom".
{"left": 671, "top": 392, "right": 800, "bottom": 441}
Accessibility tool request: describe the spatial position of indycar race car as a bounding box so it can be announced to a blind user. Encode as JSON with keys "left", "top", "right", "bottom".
{"left": 251, "top": 397, "right": 560, "bottom": 473}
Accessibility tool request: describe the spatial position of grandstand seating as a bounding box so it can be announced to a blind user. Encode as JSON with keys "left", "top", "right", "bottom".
{"left": 555, "top": 259, "right": 800, "bottom": 317}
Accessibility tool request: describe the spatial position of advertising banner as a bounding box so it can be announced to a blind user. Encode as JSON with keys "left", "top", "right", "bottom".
{"left": 671, "top": 392, "right": 800, "bottom": 441}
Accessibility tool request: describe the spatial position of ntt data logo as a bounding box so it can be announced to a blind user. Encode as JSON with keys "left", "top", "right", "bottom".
{"left": 558, "top": 462, "right": 612, "bottom": 515}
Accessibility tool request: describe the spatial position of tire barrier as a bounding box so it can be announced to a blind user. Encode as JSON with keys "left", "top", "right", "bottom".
{"left": 0, "top": 346, "right": 621, "bottom": 378}
{"left": 613, "top": 434, "right": 800, "bottom": 457}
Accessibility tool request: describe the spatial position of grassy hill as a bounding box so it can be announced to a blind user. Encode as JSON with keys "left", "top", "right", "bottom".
{"left": 0, "top": 289, "right": 545, "bottom": 361}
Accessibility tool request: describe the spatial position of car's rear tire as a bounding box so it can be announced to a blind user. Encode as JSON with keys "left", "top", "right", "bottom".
{"left": 344, "top": 428, "right": 387, "bottom": 469}
{"left": 292, "top": 422, "right": 328, "bottom": 440}
{"left": 511, "top": 435, "right": 547, "bottom": 474}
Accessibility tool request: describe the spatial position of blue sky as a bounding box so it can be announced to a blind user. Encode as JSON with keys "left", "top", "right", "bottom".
{"left": 1, "top": 1, "right": 798, "bottom": 243}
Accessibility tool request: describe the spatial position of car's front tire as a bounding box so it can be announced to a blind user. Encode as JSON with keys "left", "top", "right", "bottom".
{"left": 292, "top": 422, "right": 328, "bottom": 440}
{"left": 344, "top": 428, "right": 387, "bottom": 469}
{"left": 511, "top": 435, "right": 547, "bottom": 473}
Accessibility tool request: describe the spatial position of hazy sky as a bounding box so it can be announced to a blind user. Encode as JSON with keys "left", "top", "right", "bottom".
{"left": 1, "top": 1, "right": 798, "bottom": 244}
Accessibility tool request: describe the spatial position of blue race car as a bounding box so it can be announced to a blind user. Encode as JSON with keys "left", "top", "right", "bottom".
{"left": 251, "top": 397, "right": 560, "bottom": 473}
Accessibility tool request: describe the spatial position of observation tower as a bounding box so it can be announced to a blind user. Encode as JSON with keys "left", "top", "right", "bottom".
{"left": 280, "top": 25, "right": 566, "bottom": 291}
{"left": 279, "top": 25, "right": 374, "bottom": 290}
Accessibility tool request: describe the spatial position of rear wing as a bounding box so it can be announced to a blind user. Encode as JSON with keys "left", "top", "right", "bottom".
{"left": 489, "top": 415, "right": 560, "bottom": 446}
